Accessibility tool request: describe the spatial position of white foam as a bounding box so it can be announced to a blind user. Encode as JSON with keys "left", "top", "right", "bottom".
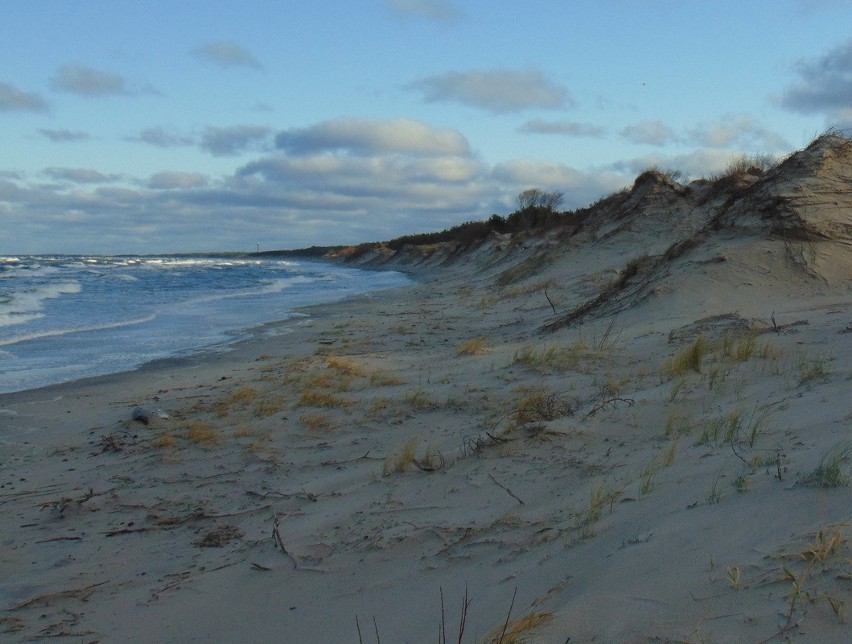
{"left": 0, "top": 281, "right": 82, "bottom": 328}
{"left": 0, "top": 313, "right": 157, "bottom": 347}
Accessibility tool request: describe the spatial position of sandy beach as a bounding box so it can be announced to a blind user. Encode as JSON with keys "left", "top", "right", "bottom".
{"left": 2, "top": 135, "right": 850, "bottom": 642}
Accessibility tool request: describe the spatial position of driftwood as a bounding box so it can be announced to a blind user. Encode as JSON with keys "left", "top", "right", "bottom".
{"left": 11, "top": 581, "right": 108, "bottom": 611}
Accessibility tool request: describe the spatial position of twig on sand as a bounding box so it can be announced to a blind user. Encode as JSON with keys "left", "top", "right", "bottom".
{"left": 247, "top": 487, "right": 318, "bottom": 502}
{"left": 584, "top": 395, "right": 635, "bottom": 419}
{"left": 543, "top": 284, "right": 557, "bottom": 315}
{"left": 272, "top": 512, "right": 299, "bottom": 569}
{"left": 321, "top": 450, "right": 383, "bottom": 466}
{"left": 11, "top": 581, "right": 108, "bottom": 611}
{"left": 488, "top": 473, "right": 525, "bottom": 505}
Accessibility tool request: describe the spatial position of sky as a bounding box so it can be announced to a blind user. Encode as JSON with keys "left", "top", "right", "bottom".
{"left": 1, "top": 0, "right": 851, "bottom": 255}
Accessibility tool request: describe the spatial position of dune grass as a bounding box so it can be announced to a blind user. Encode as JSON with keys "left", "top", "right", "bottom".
{"left": 184, "top": 420, "right": 220, "bottom": 445}
{"left": 455, "top": 338, "right": 488, "bottom": 355}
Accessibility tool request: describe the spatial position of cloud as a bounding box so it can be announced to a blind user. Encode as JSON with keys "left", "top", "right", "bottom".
{"left": 200, "top": 125, "right": 273, "bottom": 156}
{"left": 238, "top": 153, "right": 484, "bottom": 191}
{"left": 129, "top": 126, "right": 194, "bottom": 148}
{"left": 780, "top": 39, "right": 852, "bottom": 117}
{"left": 276, "top": 118, "right": 471, "bottom": 156}
{"left": 385, "top": 0, "right": 462, "bottom": 22}
{"left": 687, "top": 114, "right": 789, "bottom": 151}
{"left": 38, "top": 128, "right": 90, "bottom": 142}
{"left": 193, "top": 41, "right": 263, "bottom": 70}
{"left": 42, "top": 167, "right": 120, "bottom": 183}
{"left": 620, "top": 120, "right": 678, "bottom": 146}
{"left": 408, "top": 68, "right": 571, "bottom": 113}
{"left": 608, "top": 149, "right": 741, "bottom": 180}
{"left": 518, "top": 119, "right": 606, "bottom": 138}
{"left": 147, "top": 171, "right": 208, "bottom": 190}
{"left": 491, "top": 159, "right": 627, "bottom": 208}
{"left": 0, "top": 81, "right": 49, "bottom": 111}
{"left": 50, "top": 64, "right": 129, "bottom": 97}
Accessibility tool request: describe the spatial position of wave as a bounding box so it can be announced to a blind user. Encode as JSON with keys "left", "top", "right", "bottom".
{"left": 0, "top": 281, "right": 82, "bottom": 328}
{"left": 0, "top": 313, "right": 157, "bottom": 348}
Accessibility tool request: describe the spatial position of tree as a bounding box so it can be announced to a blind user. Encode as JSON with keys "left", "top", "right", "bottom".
{"left": 517, "top": 188, "right": 564, "bottom": 212}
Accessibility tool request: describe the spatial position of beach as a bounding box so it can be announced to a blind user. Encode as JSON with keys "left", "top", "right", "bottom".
{"left": 1, "top": 135, "right": 850, "bottom": 642}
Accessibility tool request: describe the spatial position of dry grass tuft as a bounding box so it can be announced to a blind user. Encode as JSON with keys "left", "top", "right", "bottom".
{"left": 510, "top": 387, "right": 576, "bottom": 429}
{"left": 383, "top": 437, "right": 420, "bottom": 476}
{"left": 299, "top": 413, "right": 337, "bottom": 433}
{"left": 152, "top": 433, "right": 175, "bottom": 449}
{"left": 483, "top": 612, "right": 553, "bottom": 643}
{"left": 185, "top": 420, "right": 220, "bottom": 445}
{"left": 661, "top": 335, "right": 707, "bottom": 380}
{"left": 297, "top": 390, "right": 352, "bottom": 409}
{"left": 253, "top": 396, "right": 285, "bottom": 418}
{"left": 455, "top": 338, "right": 488, "bottom": 355}
{"left": 325, "top": 356, "right": 369, "bottom": 377}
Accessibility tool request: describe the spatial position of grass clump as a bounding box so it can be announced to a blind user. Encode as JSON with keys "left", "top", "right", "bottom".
{"left": 803, "top": 443, "right": 850, "bottom": 488}
{"left": 299, "top": 413, "right": 337, "bottom": 433}
{"left": 455, "top": 338, "right": 488, "bottom": 355}
{"left": 185, "top": 420, "right": 220, "bottom": 445}
{"left": 297, "top": 390, "right": 351, "bottom": 409}
{"left": 404, "top": 389, "right": 439, "bottom": 411}
{"left": 381, "top": 438, "right": 444, "bottom": 476}
{"left": 796, "top": 354, "right": 831, "bottom": 386}
{"left": 660, "top": 335, "right": 707, "bottom": 380}
{"left": 253, "top": 395, "right": 285, "bottom": 418}
{"left": 509, "top": 388, "right": 576, "bottom": 430}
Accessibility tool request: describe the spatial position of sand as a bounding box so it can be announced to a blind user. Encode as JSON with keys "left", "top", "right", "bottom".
{"left": 1, "top": 135, "right": 850, "bottom": 642}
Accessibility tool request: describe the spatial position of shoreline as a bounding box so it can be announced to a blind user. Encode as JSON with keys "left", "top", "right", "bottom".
{"left": 0, "top": 260, "right": 416, "bottom": 398}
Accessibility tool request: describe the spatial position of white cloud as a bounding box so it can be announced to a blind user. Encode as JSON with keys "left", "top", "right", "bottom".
{"left": 193, "top": 41, "right": 263, "bottom": 70}
{"left": 276, "top": 118, "right": 471, "bottom": 156}
{"left": 687, "top": 114, "right": 789, "bottom": 151}
{"left": 620, "top": 120, "right": 678, "bottom": 146}
{"left": 608, "top": 149, "right": 739, "bottom": 180}
{"left": 0, "top": 82, "right": 49, "bottom": 111}
{"left": 408, "top": 68, "right": 571, "bottom": 113}
{"left": 491, "top": 159, "right": 628, "bottom": 209}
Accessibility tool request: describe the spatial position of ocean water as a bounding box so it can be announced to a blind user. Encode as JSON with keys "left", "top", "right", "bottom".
{"left": 0, "top": 255, "right": 410, "bottom": 394}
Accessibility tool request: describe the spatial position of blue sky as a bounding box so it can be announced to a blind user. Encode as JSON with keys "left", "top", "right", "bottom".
{"left": 1, "top": 0, "right": 850, "bottom": 254}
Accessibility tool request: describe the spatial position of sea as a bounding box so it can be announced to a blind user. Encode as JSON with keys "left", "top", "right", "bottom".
{"left": 0, "top": 255, "right": 410, "bottom": 394}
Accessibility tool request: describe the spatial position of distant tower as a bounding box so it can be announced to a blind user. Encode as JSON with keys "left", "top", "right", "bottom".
{"left": 256, "top": 242, "right": 260, "bottom": 253}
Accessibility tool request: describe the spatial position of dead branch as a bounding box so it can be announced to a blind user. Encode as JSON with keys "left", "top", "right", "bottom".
{"left": 272, "top": 512, "right": 299, "bottom": 569}
{"left": 11, "top": 581, "right": 108, "bottom": 610}
{"left": 488, "top": 473, "right": 525, "bottom": 505}
{"left": 584, "top": 396, "right": 635, "bottom": 419}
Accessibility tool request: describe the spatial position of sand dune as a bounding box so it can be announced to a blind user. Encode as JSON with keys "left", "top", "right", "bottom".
{"left": 1, "top": 134, "right": 850, "bottom": 642}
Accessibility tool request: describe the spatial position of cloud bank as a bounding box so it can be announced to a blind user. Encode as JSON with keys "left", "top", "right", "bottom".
{"left": 275, "top": 118, "right": 471, "bottom": 156}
